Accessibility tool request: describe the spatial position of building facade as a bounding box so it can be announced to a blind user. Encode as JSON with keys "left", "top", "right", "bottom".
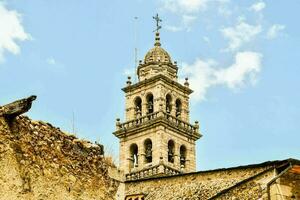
{"left": 113, "top": 31, "right": 201, "bottom": 180}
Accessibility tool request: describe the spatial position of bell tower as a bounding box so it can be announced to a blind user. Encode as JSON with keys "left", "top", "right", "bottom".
{"left": 113, "top": 15, "right": 201, "bottom": 181}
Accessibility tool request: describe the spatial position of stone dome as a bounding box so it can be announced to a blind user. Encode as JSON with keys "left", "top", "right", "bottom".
{"left": 144, "top": 32, "right": 172, "bottom": 64}
{"left": 144, "top": 46, "right": 172, "bottom": 64}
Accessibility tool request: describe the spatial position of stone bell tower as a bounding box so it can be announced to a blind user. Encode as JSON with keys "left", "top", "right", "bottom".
{"left": 113, "top": 15, "right": 201, "bottom": 181}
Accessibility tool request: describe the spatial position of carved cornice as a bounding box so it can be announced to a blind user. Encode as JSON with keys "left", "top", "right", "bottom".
{"left": 113, "top": 111, "right": 201, "bottom": 141}
{"left": 137, "top": 62, "right": 178, "bottom": 74}
{"left": 122, "top": 74, "right": 193, "bottom": 95}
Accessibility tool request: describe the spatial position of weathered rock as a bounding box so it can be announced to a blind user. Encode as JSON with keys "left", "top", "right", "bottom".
{"left": 0, "top": 114, "right": 119, "bottom": 200}
{"left": 0, "top": 95, "right": 36, "bottom": 119}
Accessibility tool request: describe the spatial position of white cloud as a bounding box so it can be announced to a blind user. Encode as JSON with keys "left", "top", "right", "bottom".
{"left": 0, "top": 3, "right": 31, "bottom": 63}
{"left": 267, "top": 24, "right": 285, "bottom": 39}
{"left": 203, "top": 36, "right": 210, "bottom": 43}
{"left": 218, "top": 6, "right": 232, "bottom": 17}
{"left": 160, "top": 0, "right": 207, "bottom": 32}
{"left": 250, "top": 1, "right": 266, "bottom": 12}
{"left": 221, "top": 19, "right": 262, "bottom": 51}
{"left": 161, "top": 0, "right": 231, "bottom": 32}
{"left": 182, "top": 15, "right": 197, "bottom": 27}
{"left": 165, "top": 15, "right": 196, "bottom": 32}
{"left": 181, "top": 51, "right": 262, "bottom": 102}
{"left": 162, "top": 0, "right": 208, "bottom": 14}
{"left": 46, "top": 57, "right": 56, "bottom": 65}
{"left": 181, "top": 59, "right": 217, "bottom": 101}
{"left": 165, "top": 25, "right": 183, "bottom": 32}
{"left": 215, "top": 51, "right": 262, "bottom": 88}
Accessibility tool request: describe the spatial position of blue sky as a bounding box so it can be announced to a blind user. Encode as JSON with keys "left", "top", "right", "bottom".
{"left": 0, "top": 0, "right": 299, "bottom": 170}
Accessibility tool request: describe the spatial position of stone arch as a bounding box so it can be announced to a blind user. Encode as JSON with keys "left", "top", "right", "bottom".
{"left": 166, "top": 93, "right": 172, "bottom": 114}
{"left": 175, "top": 98, "right": 182, "bottom": 118}
{"left": 134, "top": 96, "right": 142, "bottom": 118}
{"left": 146, "top": 93, "right": 154, "bottom": 114}
{"left": 168, "top": 140, "right": 175, "bottom": 163}
{"left": 144, "top": 138, "right": 152, "bottom": 163}
{"left": 180, "top": 145, "right": 187, "bottom": 167}
{"left": 129, "top": 143, "right": 138, "bottom": 168}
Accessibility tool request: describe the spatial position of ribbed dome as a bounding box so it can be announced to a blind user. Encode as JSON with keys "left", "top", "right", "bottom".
{"left": 144, "top": 46, "right": 171, "bottom": 64}
{"left": 144, "top": 32, "right": 172, "bottom": 64}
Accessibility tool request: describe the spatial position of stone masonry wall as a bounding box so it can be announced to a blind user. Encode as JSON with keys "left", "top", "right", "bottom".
{"left": 125, "top": 165, "right": 273, "bottom": 199}
{"left": 214, "top": 168, "right": 275, "bottom": 199}
{"left": 0, "top": 115, "right": 119, "bottom": 200}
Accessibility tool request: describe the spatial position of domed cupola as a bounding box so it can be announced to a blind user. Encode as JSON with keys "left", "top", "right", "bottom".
{"left": 144, "top": 32, "right": 172, "bottom": 64}
{"left": 137, "top": 32, "right": 178, "bottom": 81}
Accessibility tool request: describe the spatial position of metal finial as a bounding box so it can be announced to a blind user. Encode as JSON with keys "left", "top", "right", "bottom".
{"left": 153, "top": 13, "right": 162, "bottom": 33}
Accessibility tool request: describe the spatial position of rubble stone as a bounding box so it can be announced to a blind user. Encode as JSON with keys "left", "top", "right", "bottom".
{"left": 0, "top": 115, "right": 119, "bottom": 200}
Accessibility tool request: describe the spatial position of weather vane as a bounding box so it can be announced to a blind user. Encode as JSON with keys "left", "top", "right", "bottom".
{"left": 153, "top": 13, "right": 162, "bottom": 32}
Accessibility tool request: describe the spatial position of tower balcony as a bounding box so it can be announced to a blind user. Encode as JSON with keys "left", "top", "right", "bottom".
{"left": 113, "top": 111, "right": 201, "bottom": 140}
{"left": 125, "top": 163, "right": 181, "bottom": 181}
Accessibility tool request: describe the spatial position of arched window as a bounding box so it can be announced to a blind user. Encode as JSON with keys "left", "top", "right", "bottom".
{"left": 175, "top": 99, "right": 182, "bottom": 118}
{"left": 166, "top": 94, "right": 172, "bottom": 114}
{"left": 146, "top": 93, "right": 154, "bottom": 114}
{"left": 168, "top": 140, "right": 175, "bottom": 163}
{"left": 144, "top": 139, "right": 152, "bottom": 163}
{"left": 130, "top": 144, "right": 138, "bottom": 168}
{"left": 180, "top": 145, "right": 187, "bottom": 167}
{"left": 134, "top": 97, "right": 142, "bottom": 118}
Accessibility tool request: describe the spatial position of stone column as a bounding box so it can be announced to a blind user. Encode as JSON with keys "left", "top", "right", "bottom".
{"left": 174, "top": 142, "right": 180, "bottom": 170}
{"left": 170, "top": 103, "right": 176, "bottom": 117}
{"left": 142, "top": 102, "right": 147, "bottom": 116}
{"left": 184, "top": 97, "right": 190, "bottom": 122}
{"left": 188, "top": 143, "right": 196, "bottom": 172}
{"left": 139, "top": 141, "right": 145, "bottom": 168}
{"left": 153, "top": 128, "right": 164, "bottom": 166}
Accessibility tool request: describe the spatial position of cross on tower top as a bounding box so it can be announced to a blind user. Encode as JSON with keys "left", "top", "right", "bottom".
{"left": 153, "top": 13, "right": 162, "bottom": 32}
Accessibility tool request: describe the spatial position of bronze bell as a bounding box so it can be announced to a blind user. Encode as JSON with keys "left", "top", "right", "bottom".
{"left": 148, "top": 102, "right": 153, "bottom": 110}
{"left": 180, "top": 156, "right": 185, "bottom": 164}
{"left": 176, "top": 109, "right": 181, "bottom": 117}
{"left": 166, "top": 106, "right": 171, "bottom": 113}
{"left": 145, "top": 144, "right": 152, "bottom": 158}
{"left": 146, "top": 150, "right": 152, "bottom": 158}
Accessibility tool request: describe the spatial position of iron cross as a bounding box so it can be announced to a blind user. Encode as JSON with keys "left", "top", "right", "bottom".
{"left": 153, "top": 13, "right": 162, "bottom": 32}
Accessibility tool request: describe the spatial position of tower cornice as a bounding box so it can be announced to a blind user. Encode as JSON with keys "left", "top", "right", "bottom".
{"left": 122, "top": 74, "right": 193, "bottom": 95}
{"left": 137, "top": 62, "right": 178, "bottom": 76}
{"left": 113, "top": 111, "right": 201, "bottom": 141}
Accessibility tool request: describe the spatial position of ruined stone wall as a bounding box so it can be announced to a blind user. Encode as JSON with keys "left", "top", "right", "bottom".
{"left": 124, "top": 165, "right": 273, "bottom": 199}
{"left": 0, "top": 115, "right": 119, "bottom": 200}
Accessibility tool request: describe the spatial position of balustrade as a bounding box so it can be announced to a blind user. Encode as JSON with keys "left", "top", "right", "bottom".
{"left": 116, "top": 111, "right": 198, "bottom": 135}
{"left": 126, "top": 164, "right": 180, "bottom": 181}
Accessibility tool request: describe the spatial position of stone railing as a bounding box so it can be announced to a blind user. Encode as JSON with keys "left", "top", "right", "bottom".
{"left": 164, "top": 112, "right": 197, "bottom": 134}
{"left": 115, "top": 111, "right": 200, "bottom": 135}
{"left": 126, "top": 164, "right": 180, "bottom": 181}
{"left": 117, "top": 111, "right": 160, "bottom": 130}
